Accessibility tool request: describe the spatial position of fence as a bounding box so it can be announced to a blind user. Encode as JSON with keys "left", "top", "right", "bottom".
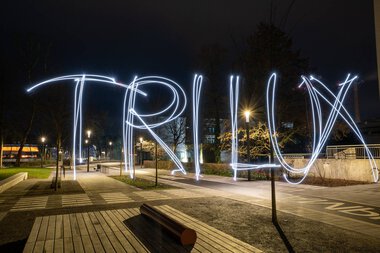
{"left": 325, "top": 144, "right": 380, "bottom": 159}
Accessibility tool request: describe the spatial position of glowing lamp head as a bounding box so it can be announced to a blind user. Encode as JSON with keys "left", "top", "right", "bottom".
{"left": 244, "top": 111, "right": 251, "bottom": 123}
{"left": 139, "top": 137, "right": 143, "bottom": 143}
{"left": 109, "top": 141, "right": 112, "bottom": 146}
{"left": 41, "top": 137, "right": 46, "bottom": 143}
{"left": 87, "top": 130, "right": 92, "bottom": 138}
{"left": 85, "top": 139, "right": 88, "bottom": 144}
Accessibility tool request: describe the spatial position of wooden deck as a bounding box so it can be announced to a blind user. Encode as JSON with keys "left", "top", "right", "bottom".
{"left": 23, "top": 205, "right": 262, "bottom": 253}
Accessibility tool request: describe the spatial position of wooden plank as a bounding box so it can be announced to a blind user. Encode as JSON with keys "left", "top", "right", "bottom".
{"left": 113, "top": 231, "right": 136, "bottom": 253}
{"left": 105, "top": 232, "right": 126, "bottom": 253}
{"left": 43, "top": 239, "right": 54, "bottom": 253}
{"left": 76, "top": 213, "right": 89, "bottom": 236}
{"left": 37, "top": 216, "right": 49, "bottom": 242}
{"left": 55, "top": 215, "right": 63, "bottom": 240}
{"left": 72, "top": 236, "right": 85, "bottom": 253}
{"left": 88, "top": 212, "right": 103, "bottom": 235}
{"left": 22, "top": 242, "right": 35, "bottom": 253}
{"left": 63, "top": 237, "right": 74, "bottom": 253}
{"left": 100, "top": 211, "right": 118, "bottom": 232}
{"left": 114, "top": 209, "right": 150, "bottom": 253}
{"left": 33, "top": 241, "right": 45, "bottom": 253}
{"left": 94, "top": 211, "right": 125, "bottom": 253}
{"left": 89, "top": 212, "right": 116, "bottom": 253}
{"left": 54, "top": 216, "right": 63, "bottom": 253}
{"left": 46, "top": 216, "right": 56, "bottom": 240}
{"left": 81, "top": 235, "right": 95, "bottom": 253}
{"left": 70, "top": 213, "right": 81, "bottom": 237}
{"left": 26, "top": 216, "right": 42, "bottom": 246}
{"left": 82, "top": 213, "right": 96, "bottom": 235}
{"left": 160, "top": 205, "right": 261, "bottom": 253}
{"left": 101, "top": 211, "right": 136, "bottom": 252}
{"left": 82, "top": 213, "right": 105, "bottom": 253}
{"left": 70, "top": 213, "right": 85, "bottom": 253}
{"left": 108, "top": 210, "right": 128, "bottom": 231}
{"left": 54, "top": 238, "right": 63, "bottom": 253}
{"left": 63, "top": 214, "right": 72, "bottom": 238}
{"left": 93, "top": 212, "right": 112, "bottom": 234}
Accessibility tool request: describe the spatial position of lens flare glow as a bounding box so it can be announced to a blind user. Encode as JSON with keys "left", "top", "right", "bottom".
{"left": 192, "top": 74, "right": 203, "bottom": 180}
{"left": 229, "top": 75, "right": 280, "bottom": 181}
{"left": 266, "top": 73, "right": 379, "bottom": 184}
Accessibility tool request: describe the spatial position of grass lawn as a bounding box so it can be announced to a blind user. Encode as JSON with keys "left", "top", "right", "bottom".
{"left": 110, "top": 176, "right": 178, "bottom": 190}
{"left": 0, "top": 167, "right": 52, "bottom": 181}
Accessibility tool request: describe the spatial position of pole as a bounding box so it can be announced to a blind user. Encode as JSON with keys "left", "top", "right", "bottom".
{"left": 55, "top": 144, "right": 59, "bottom": 191}
{"left": 155, "top": 140, "right": 158, "bottom": 187}
{"left": 246, "top": 121, "right": 251, "bottom": 181}
{"left": 133, "top": 141, "right": 136, "bottom": 179}
{"left": 43, "top": 145, "right": 45, "bottom": 166}
{"left": 120, "top": 147, "right": 123, "bottom": 176}
{"left": 87, "top": 144, "right": 90, "bottom": 172}
{"left": 140, "top": 141, "right": 143, "bottom": 168}
{"left": 40, "top": 144, "right": 43, "bottom": 168}
{"left": 269, "top": 137, "right": 277, "bottom": 223}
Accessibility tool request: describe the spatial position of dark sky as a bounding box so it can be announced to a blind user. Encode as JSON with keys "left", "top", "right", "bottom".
{"left": 2, "top": 0, "right": 379, "bottom": 120}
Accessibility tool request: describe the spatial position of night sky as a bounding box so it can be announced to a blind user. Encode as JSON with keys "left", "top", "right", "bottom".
{"left": 2, "top": 0, "right": 379, "bottom": 120}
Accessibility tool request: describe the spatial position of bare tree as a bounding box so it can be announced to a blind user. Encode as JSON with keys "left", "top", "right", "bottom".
{"left": 164, "top": 117, "right": 186, "bottom": 153}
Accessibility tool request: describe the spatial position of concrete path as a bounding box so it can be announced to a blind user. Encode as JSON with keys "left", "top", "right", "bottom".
{"left": 117, "top": 166, "right": 380, "bottom": 239}
{"left": 0, "top": 164, "right": 379, "bottom": 250}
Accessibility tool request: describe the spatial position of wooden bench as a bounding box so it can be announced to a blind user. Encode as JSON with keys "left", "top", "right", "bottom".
{"left": 23, "top": 205, "right": 262, "bottom": 253}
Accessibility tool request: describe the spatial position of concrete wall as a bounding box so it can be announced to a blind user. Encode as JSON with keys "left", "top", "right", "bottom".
{"left": 0, "top": 172, "right": 28, "bottom": 193}
{"left": 285, "top": 158, "right": 378, "bottom": 182}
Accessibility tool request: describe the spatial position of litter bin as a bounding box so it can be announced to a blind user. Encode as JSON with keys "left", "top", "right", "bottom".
{"left": 97, "top": 164, "right": 102, "bottom": 171}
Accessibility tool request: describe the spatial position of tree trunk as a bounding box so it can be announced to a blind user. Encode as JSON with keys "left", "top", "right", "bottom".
{"left": 15, "top": 103, "right": 36, "bottom": 167}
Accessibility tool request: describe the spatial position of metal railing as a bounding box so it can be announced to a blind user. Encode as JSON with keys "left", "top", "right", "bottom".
{"left": 326, "top": 144, "right": 380, "bottom": 159}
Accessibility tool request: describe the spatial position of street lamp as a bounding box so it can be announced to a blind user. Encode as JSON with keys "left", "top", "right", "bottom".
{"left": 139, "top": 137, "right": 143, "bottom": 168}
{"left": 244, "top": 110, "right": 251, "bottom": 181}
{"left": 40, "top": 137, "right": 46, "bottom": 168}
{"left": 86, "top": 130, "right": 91, "bottom": 172}
{"left": 108, "top": 141, "right": 112, "bottom": 160}
{"left": 87, "top": 130, "right": 92, "bottom": 139}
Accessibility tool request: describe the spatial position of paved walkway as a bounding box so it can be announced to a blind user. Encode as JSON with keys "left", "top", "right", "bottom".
{"left": 138, "top": 170, "right": 380, "bottom": 239}
{"left": 110, "top": 166, "right": 380, "bottom": 239}
{"left": 0, "top": 164, "right": 379, "bottom": 251}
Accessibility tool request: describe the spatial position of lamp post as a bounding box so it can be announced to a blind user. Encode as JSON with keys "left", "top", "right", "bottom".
{"left": 244, "top": 110, "right": 251, "bottom": 181}
{"left": 139, "top": 137, "right": 143, "bottom": 168}
{"left": 109, "top": 141, "right": 112, "bottom": 160}
{"left": 41, "top": 137, "right": 46, "bottom": 168}
{"left": 86, "top": 129, "right": 91, "bottom": 172}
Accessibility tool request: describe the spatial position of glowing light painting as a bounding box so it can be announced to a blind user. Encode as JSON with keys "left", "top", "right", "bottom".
{"left": 27, "top": 71, "right": 378, "bottom": 184}
{"left": 27, "top": 74, "right": 187, "bottom": 179}
{"left": 192, "top": 74, "right": 203, "bottom": 180}
{"left": 266, "top": 73, "right": 379, "bottom": 184}
{"left": 229, "top": 75, "right": 280, "bottom": 181}
{"left": 123, "top": 76, "right": 188, "bottom": 177}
